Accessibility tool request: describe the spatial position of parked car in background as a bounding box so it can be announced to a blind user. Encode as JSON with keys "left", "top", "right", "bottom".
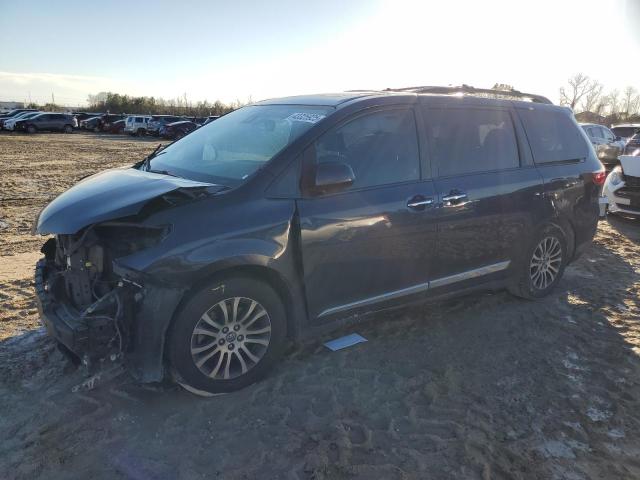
{"left": 15, "top": 113, "right": 77, "bottom": 133}
{"left": 604, "top": 155, "right": 640, "bottom": 217}
{"left": 147, "top": 115, "right": 184, "bottom": 136}
{"left": 124, "top": 115, "right": 151, "bottom": 136}
{"left": 160, "top": 120, "right": 198, "bottom": 139}
{"left": 95, "top": 114, "right": 126, "bottom": 133}
{"left": 73, "top": 112, "right": 104, "bottom": 125}
{"left": 623, "top": 133, "right": 640, "bottom": 154}
{"left": 0, "top": 108, "right": 39, "bottom": 129}
{"left": 33, "top": 87, "right": 605, "bottom": 395}
{"left": 106, "top": 119, "right": 126, "bottom": 134}
{"left": 80, "top": 116, "right": 100, "bottom": 130}
{"left": 611, "top": 123, "right": 640, "bottom": 143}
{"left": 3, "top": 111, "right": 43, "bottom": 131}
{"left": 580, "top": 123, "right": 624, "bottom": 167}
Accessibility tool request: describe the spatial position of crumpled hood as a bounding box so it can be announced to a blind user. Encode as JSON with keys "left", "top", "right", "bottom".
{"left": 35, "top": 168, "right": 220, "bottom": 234}
{"left": 620, "top": 155, "right": 640, "bottom": 178}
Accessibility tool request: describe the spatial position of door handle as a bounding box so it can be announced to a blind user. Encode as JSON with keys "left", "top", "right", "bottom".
{"left": 407, "top": 195, "right": 433, "bottom": 211}
{"left": 442, "top": 192, "right": 469, "bottom": 207}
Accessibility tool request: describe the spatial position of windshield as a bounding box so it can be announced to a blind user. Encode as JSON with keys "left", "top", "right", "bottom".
{"left": 148, "top": 104, "right": 331, "bottom": 185}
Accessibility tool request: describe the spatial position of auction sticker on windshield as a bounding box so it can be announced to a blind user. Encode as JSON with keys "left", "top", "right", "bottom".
{"left": 286, "top": 112, "right": 326, "bottom": 124}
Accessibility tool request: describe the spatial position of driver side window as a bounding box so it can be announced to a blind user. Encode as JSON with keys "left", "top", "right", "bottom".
{"left": 315, "top": 109, "right": 420, "bottom": 190}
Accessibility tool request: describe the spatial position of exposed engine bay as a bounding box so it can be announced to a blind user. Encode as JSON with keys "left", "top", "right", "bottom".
{"left": 37, "top": 222, "right": 168, "bottom": 369}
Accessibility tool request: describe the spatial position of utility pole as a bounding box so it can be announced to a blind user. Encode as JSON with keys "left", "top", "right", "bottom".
{"left": 52, "top": 92, "right": 55, "bottom": 105}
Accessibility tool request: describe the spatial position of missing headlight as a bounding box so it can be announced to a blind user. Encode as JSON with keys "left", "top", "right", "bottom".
{"left": 93, "top": 222, "right": 170, "bottom": 257}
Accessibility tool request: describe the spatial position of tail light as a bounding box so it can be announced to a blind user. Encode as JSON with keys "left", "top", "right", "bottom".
{"left": 592, "top": 170, "right": 606, "bottom": 186}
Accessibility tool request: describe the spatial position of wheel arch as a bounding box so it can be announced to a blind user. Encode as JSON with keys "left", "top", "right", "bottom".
{"left": 157, "top": 262, "right": 301, "bottom": 376}
{"left": 173, "top": 263, "right": 298, "bottom": 339}
{"left": 548, "top": 216, "right": 576, "bottom": 262}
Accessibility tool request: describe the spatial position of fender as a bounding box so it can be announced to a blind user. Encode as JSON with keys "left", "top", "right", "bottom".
{"left": 113, "top": 211, "right": 309, "bottom": 382}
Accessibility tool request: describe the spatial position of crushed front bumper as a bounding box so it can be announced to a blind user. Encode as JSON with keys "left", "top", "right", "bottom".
{"left": 35, "top": 259, "right": 121, "bottom": 365}
{"left": 35, "top": 257, "right": 186, "bottom": 382}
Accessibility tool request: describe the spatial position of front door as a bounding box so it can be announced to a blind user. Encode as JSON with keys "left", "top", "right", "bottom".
{"left": 297, "top": 107, "right": 438, "bottom": 321}
{"left": 421, "top": 104, "right": 544, "bottom": 291}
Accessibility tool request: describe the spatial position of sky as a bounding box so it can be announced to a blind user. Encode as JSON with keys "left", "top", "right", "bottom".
{"left": 0, "top": 0, "right": 639, "bottom": 106}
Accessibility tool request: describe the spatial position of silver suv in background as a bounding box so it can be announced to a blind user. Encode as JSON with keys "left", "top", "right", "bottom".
{"left": 14, "top": 113, "right": 77, "bottom": 134}
{"left": 124, "top": 115, "right": 151, "bottom": 136}
{"left": 580, "top": 123, "right": 624, "bottom": 167}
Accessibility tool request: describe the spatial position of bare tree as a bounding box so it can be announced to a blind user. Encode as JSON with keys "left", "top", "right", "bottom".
{"left": 580, "top": 81, "right": 604, "bottom": 113}
{"left": 622, "top": 86, "right": 638, "bottom": 115}
{"left": 594, "top": 94, "right": 610, "bottom": 116}
{"left": 559, "top": 73, "right": 600, "bottom": 111}
{"left": 608, "top": 89, "right": 620, "bottom": 115}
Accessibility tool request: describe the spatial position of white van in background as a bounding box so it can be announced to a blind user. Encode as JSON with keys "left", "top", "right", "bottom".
{"left": 124, "top": 115, "right": 151, "bottom": 136}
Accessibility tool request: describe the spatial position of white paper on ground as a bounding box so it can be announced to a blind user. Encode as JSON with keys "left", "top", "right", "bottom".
{"left": 324, "top": 333, "right": 368, "bottom": 351}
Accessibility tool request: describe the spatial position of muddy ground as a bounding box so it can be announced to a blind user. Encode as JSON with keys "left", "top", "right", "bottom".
{"left": 1, "top": 132, "right": 640, "bottom": 480}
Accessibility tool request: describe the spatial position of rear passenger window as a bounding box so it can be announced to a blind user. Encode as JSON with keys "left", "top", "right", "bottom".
{"left": 519, "top": 109, "right": 588, "bottom": 164}
{"left": 315, "top": 109, "right": 420, "bottom": 190}
{"left": 424, "top": 108, "right": 519, "bottom": 177}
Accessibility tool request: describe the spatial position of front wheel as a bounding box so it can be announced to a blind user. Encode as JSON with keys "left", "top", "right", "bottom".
{"left": 168, "top": 277, "right": 287, "bottom": 395}
{"left": 508, "top": 225, "right": 568, "bottom": 299}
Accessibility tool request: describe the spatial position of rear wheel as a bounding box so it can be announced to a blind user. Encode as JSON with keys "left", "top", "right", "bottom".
{"left": 508, "top": 225, "right": 567, "bottom": 299}
{"left": 168, "top": 276, "right": 287, "bottom": 395}
{"left": 63, "top": 124, "right": 73, "bottom": 134}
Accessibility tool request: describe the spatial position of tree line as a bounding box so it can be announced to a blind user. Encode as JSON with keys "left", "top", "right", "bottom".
{"left": 559, "top": 73, "right": 640, "bottom": 125}
{"left": 83, "top": 92, "right": 244, "bottom": 116}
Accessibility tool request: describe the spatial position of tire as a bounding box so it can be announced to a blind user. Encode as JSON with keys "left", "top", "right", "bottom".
{"left": 27, "top": 125, "right": 37, "bottom": 134}
{"left": 136, "top": 128, "right": 145, "bottom": 137}
{"left": 168, "top": 276, "right": 287, "bottom": 395}
{"left": 63, "top": 124, "right": 73, "bottom": 134}
{"left": 508, "top": 225, "right": 568, "bottom": 299}
{"left": 93, "top": 126, "right": 100, "bottom": 133}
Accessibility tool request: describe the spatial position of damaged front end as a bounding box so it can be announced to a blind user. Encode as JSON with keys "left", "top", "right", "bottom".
{"left": 32, "top": 167, "right": 228, "bottom": 384}
{"left": 35, "top": 222, "right": 169, "bottom": 375}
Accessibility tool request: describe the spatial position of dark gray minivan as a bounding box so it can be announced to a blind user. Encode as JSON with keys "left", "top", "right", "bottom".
{"left": 34, "top": 86, "right": 605, "bottom": 394}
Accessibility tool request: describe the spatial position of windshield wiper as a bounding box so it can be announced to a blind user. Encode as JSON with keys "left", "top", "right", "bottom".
{"left": 147, "top": 168, "right": 182, "bottom": 178}
{"left": 143, "top": 144, "right": 165, "bottom": 171}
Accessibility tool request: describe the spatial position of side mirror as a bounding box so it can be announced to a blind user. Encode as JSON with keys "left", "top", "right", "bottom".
{"left": 314, "top": 162, "right": 355, "bottom": 193}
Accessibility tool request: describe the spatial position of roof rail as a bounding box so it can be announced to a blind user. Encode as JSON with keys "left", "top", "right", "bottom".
{"left": 384, "top": 84, "right": 553, "bottom": 104}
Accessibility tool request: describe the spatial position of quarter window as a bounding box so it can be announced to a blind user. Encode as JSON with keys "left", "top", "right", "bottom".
{"left": 424, "top": 108, "right": 519, "bottom": 177}
{"left": 519, "top": 108, "right": 589, "bottom": 164}
{"left": 314, "top": 109, "right": 420, "bottom": 190}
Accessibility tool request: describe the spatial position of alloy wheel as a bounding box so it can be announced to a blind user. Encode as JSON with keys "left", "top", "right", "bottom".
{"left": 190, "top": 297, "right": 272, "bottom": 380}
{"left": 530, "top": 236, "right": 562, "bottom": 290}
